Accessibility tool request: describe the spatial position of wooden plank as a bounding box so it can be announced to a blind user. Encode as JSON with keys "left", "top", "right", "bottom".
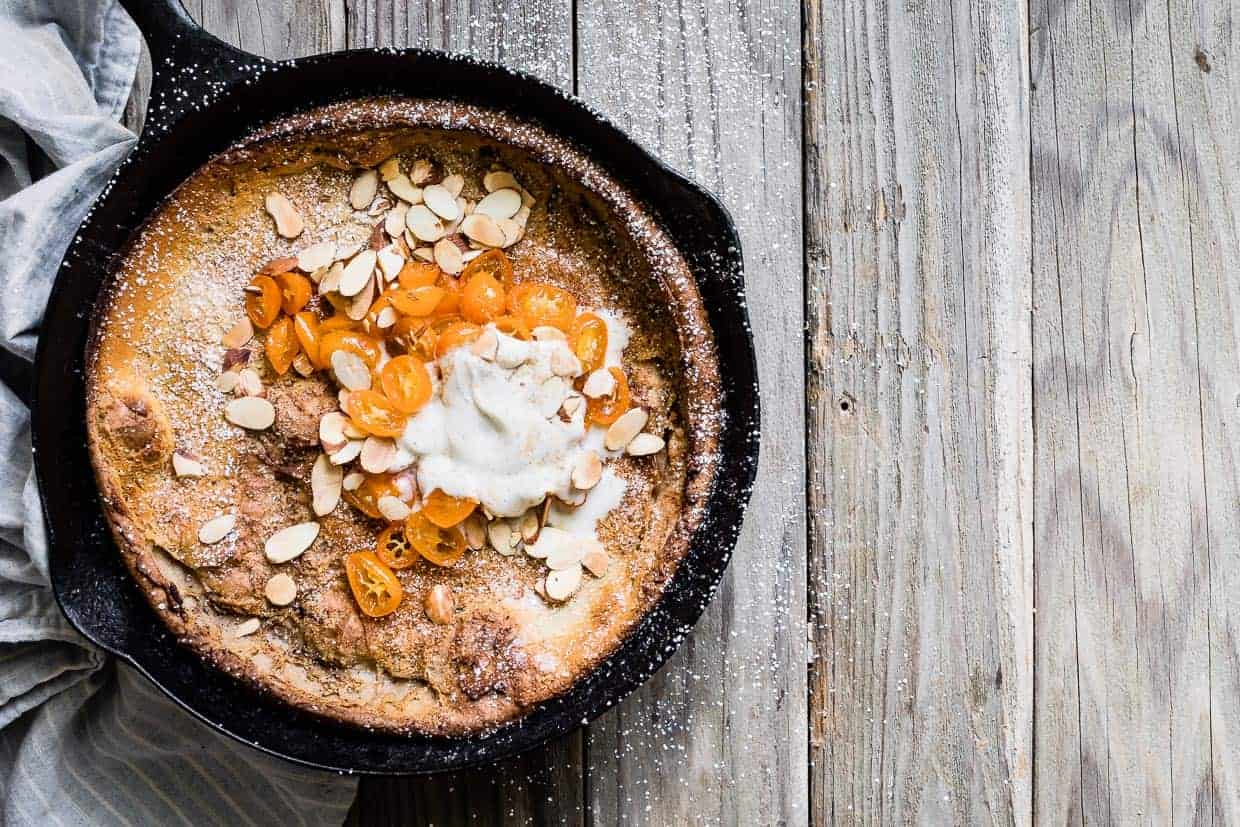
{"left": 186, "top": 0, "right": 346, "bottom": 57}
{"left": 1030, "top": 0, "right": 1225, "bottom": 821}
{"left": 575, "top": 1, "right": 808, "bottom": 824}
{"left": 805, "top": 0, "right": 1033, "bottom": 823}
{"left": 340, "top": 2, "right": 579, "bottom": 825}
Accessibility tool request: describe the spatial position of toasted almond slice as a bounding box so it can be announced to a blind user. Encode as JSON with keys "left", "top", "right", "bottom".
{"left": 265, "top": 573, "right": 297, "bottom": 606}
{"left": 234, "top": 617, "right": 261, "bottom": 637}
{"left": 546, "top": 539, "right": 584, "bottom": 571}
{"left": 532, "top": 325, "right": 566, "bottom": 342}
{"left": 360, "top": 437, "right": 397, "bottom": 474}
{"left": 460, "top": 213, "right": 506, "bottom": 247}
{"left": 425, "top": 584, "right": 455, "bottom": 624}
{"left": 423, "top": 184, "right": 460, "bottom": 221}
{"left": 463, "top": 513, "right": 486, "bottom": 550}
{"left": 225, "top": 396, "right": 275, "bottom": 430}
{"left": 384, "top": 204, "right": 409, "bottom": 237}
{"left": 551, "top": 348, "right": 582, "bottom": 378}
{"left": 461, "top": 249, "right": 484, "bottom": 263}
{"left": 172, "top": 450, "right": 206, "bottom": 478}
{"left": 557, "top": 488, "right": 587, "bottom": 508}
{"left": 582, "top": 368, "right": 616, "bottom": 399}
{"left": 378, "top": 247, "right": 404, "bottom": 281}
{"left": 376, "top": 306, "right": 397, "bottom": 329}
{"left": 343, "top": 471, "right": 365, "bottom": 491}
{"left": 339, "top": 249, "right": 378, "bottom": 296}
{"left": 488, "top": 520, "right": 516, "bottom": 556}
{"left": 346, "top": 275, "right": 376, "bottom": 321}
{"left": 582, "top": 544, "right": 609, "bottom": 577}
{"left": 296, "top": 240, "right": 335, "bottom": 272}
{"left": 331, "top": 349, "right": 371, "bottom": 391}
{"left": 379, "top": 157, "right": 401, "bottom": 181}
{"left": 215, "top": 371, "right": 240, "bottom": 393}
{"left": 627, "top": 433, "right": 665, "bottom": 456}
{"left": 342, "top": 418, "right": 367, "bottom": 439}
{"left": 537, "top": 377, "right": 567, "bottom": 418}
{"left": 221, "top": 317, "right": 254, "bottom": 349}
{"left": 475, "top": 188, "right": 522, "bottom": 220}
{"left": 561, "top": 393, "right": 585, "bottom": 420}
{"left": 265, "top": 521, "right": 320, "bottom": 563}
{"left": 572, "top": 451, "right": 602, "bottom": 490}
{"left": 471, "top": 328, "right": 499, "bottom": 360}
{"left": 330, "top": 439, "right": 363, "bottom": 465}
{"left": 484, "top": 170, "right": 520, "bottom": 193}
{"left": 198, "top": 514, "right": 235, "bottom": 544}
{"left": 350, "top": 170, "right": 380, "bottom": 210}
{"left": 292, "top": 352, "right": 315, "bottom": 377}
{"left": 522, "top": 510, "right": 546, "bottom": 544}
{"left": 377, "top": 495, "right": 411, "bottom": 521}
{"left": 387, "top": 174, "right": 422, "bottom": 204}
{"left": 319, "top": 411, "right": 348, "bottom": 452}
{"left": 407, "top": 159, "right": 432, "bottom": 185}
{"left": 311, "top": 453, "right": 343, "bottom": 516}
{"left": 605, "top": 408, "right": 648, "bottom": 451}
{"left": 441, "top": 174, "right": 465, "bottom": 198}
{"left": 497, "top": 217, "right": 524, "bottom": 248}
{"left": 236, "top": 368, "right": 263, "bottom": 398}
{"left": 318, "top": 261, "right": 344, "bottom": 294}
{"left": 369, "top": 196, "right": 394, "bottom": 217}
{"left": 519, "top": 188, "right": 536, "bottom": 208}
{"left": 387, "top": 445, "right": 415, "bottom": 473}
{"left": 406, "top": 204, "right": 445, "bottom": 242}
{"left": 432, "top": 237, "right": 464, "bottom": 274}
{"left": 545, "top": 563, "right": 583, "bottom": 602}
{"left": 265, "top": 192, "right": 303, "bottom": 238}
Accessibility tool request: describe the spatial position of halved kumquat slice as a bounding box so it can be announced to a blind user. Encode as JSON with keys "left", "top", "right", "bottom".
{"left": 380, "top": 355, "right": 432, "bottom": 414}
{"left": 345, "top": 550, "right": 403, "bottom": 617}
{"left": 264, "top": 315, "right": 299, "bottom": 375}
{"left": 343, "top": 390, "right": 408, "bottom": 437}
{"left": 422, "top": 489, "right": 477, "bottom": 528}
{"left": 585, "top": 367, "right": 631, "bottom": 426}
{"left": 245, "top": 275, "right": 282, "bottom": 329}
{"left": 276, "top": 271, "right": 312, "bottom": 315}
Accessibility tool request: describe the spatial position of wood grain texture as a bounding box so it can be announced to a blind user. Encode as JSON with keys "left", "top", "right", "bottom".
{"left": 1031, "top": 0, "right": 1236, "bottom": 821}
{"left": 576, "top": 0, "right": 808, "bottom": 824}
{"left": 805, "top": 0, "right": 1033, "bottom": 823}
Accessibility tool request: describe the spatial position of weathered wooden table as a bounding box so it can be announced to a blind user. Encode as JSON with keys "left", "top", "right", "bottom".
{"left": 129, "top": 0, "right": 1234, "bottom": 822}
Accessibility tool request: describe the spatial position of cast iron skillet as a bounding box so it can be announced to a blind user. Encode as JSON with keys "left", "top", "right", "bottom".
{"left": 31, "top": 0, "right": 759, "bottom": 774}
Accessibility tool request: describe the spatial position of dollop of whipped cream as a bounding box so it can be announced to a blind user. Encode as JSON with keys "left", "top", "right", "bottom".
{"left": 399, "top": 315, "right": 627, "bottom": 518}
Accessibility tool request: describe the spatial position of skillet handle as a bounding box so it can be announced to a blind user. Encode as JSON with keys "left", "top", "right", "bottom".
{"left": 117, "top": 0, "right": 267, "bottom": 130}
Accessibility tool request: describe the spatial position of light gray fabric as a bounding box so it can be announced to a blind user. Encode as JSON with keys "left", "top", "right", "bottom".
{"left": 0, "top": 1, "right": 358, "bottom": 823}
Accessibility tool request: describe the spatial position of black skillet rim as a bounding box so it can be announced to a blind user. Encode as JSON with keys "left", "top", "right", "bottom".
{"left": 31, "top": 16, "right": 759, "bottom": 775}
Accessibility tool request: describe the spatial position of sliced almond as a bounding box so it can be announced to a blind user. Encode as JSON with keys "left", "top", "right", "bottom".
{"left": 410, "top": 159, "right": 434, "bottom": 185}
{"left": 369, "top": 196, "right": 394, "bottom": 216}
{"left": 225, "top": 396, "right": 275, "bottom": 430}
{"left": 572, "top": 452, "right": 602, "bottom": 490}
{"left": 424, "top": 584, "right": 455, "bottom": 625}
{"left": 360, "top": 437, "right": 397, "bottom": 474}
{"left": 379, "top": 157, "right": 401, "bottom": 181}
{"left": 378, "top": 247, "right": 405, "bottom": 281}
{"left": 318, "top": 262, "right": 344, "bottom": 296}
{"left": 471, "top": 328, "right": 499, "bottom": 360}
{"left": 329, "top": 439, "right": 363, "bottom": 465}
{"left": 460, "top": 213, "right": 506, "bottom": 247}
{"left": 392, "top": 471, "right": 417, "bottom": 501}
{"left": 198, "top": 514, "right": 235, "bottom": 544}
{"left": 532, "top": 325, "right": 566, "bottom": 342}
{"left": 342, "top": 418, "right": 367, "bottom": 439}
{"left": 221, "top": 318, "right": 254, "bottom": 349}
{"left": 550, "top": 348, "right": 582, "bottom": 378}
{"left": 406, "top": 204, "right": 445, "bottom": 242}
{"left": 387, "top": 445, "right": 415, "bottom": 473}
{"left": 234, "top": 617, "right": 261, "bottom": 637}
{"left": 264, "top": 573, "right": 297, "bottom": 606}
{"left": 377, "top": 495, "right": 411, "bottom": 522}
{"left": 498, "top": 218, "right": 524, "bottom": 248}
{"left": 339, "top": 250, "right": 378, "bottom": 296}
{"left": 331, "top": 349, "right": 371, "bottom": 391}
{"left": 519, "top": 188, "right": 536, "bottom": 209}
{"left": 265, "top": 521, "right": 320, "bottom": 563}
{"left": 605, "top": 408, "right": 648, "bottom": 451}
{"left": 387, "top": 174, "right": 422, "bottom": 204}
{"left": 343, "top": 471, "right": 365, "bottom": 491}
{"left": 626, "top": 433, "right": 665, "bottom": 457}
{"left": 236, "top": 368, "right": 263, "bottom": 397}
{"left": 433, "top": 237, "right": 464, "bottom": 274}
{"left": 215, "top": 371, "right": 240, "bottom": 393}
{"left": 441, "top": 174, "right": 465, "bottom": 198}
{"left": 350, "top": 170, "right": 379, "bottom": 210}
{"left": 582, "top": 368, "right": 616, "bottom": 399}
{"left": 311, "top": 453, "right": 343, "bottom": 516}
{"left": 410, "top": 245, "right": 433, "bottom": 262}
{"left": 462, "top": 249, "right": 484, "bottom": 263}
{"left": 463, "top": 513, "right": 487, "bottom": 550}
{"left": 384, "top": 204, "right": 409, "bottom": 237}
{"left": 172, "top": 450, "right": 206, "bottom": 478}
{"left": 423, "top": 184, "right": 460, "bottom": 221}
{"left": 545, "top": 563, "right": 583, "bottom": 602}
{"left": 376, "top": 306, "right": 398, "bottom": 329}
{"left": 292, "top": 352, "right": 315, "bottom": 377}
{"left": 521, "top": 510, "right": 543, "bottom": 544}
{"left": 557, "top": 488, "right": 588, "bottom": 508}
{"left": 319, "top": 411, "right": 348, "bottom": 452}
{"left": 537, "top": 377, "right": 567, "bottom": 418}
{"left": 475, "top": 188, "right": 522, "bottom": 220}
{"left": 561, "top": 393, "right": 585, "bottom": 419}
{"left": 582, "top": 544, "right": 610, "bottom": 577}
{"left": 264, "top": 192, "right": 303, "bottom": 238}
{"left": 296, "top": 240, "right": 335, "bottom": 272}
{"left": 484, "top": 170, "right": 519, "bottom": 193}
{"left": 488, "top": 520, "right": 516, "bottom": 556}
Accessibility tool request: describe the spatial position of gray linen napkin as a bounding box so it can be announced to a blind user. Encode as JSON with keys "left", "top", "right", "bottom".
{"left": 0, "top": 1, "right": 358, "bottom": 822}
